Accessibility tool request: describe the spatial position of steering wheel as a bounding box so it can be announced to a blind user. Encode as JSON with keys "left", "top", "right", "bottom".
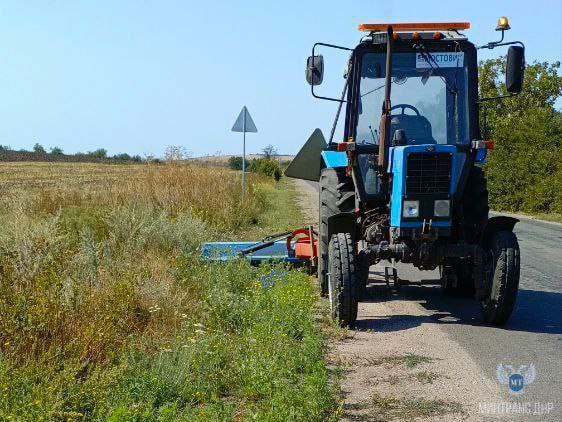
{"left": 390, "top": 104, "right": 420, "bottom": 115}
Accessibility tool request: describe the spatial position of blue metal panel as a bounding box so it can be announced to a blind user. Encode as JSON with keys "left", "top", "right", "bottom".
{"left": 201, "top": 241, "right": 305, "bottom": 265}
{"left": 389, "top": 144, "right": 456, "bottom": 228}
{"left": 475, "top": 148, "right": 487, "bottom": 164}
{"left": 321, "top": 151, "right": 348, "bottom": 168}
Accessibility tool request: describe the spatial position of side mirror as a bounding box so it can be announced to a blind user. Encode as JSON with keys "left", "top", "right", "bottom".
{"left": 306, "top": 55, "right": 324, "bottom": 86}
{"left": 506, "top": 46, "right": 525, "bottom": 93}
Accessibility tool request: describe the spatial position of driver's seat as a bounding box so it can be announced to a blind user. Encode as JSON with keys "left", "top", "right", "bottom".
{"left": 390, "top": 115, "right": 436, "bottom": 145}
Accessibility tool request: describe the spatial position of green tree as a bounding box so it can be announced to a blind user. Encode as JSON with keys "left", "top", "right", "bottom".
{"left": 479, "top": 59, "right": 562, "bottom": 214}
{"left": 228, "top": 156, "right": 249, "bottom": 170}
{"left": 50, "top": 146, "right": 63, "bottom": 155}
{"left": 33, "top": 143, "right": 46, "bottom": 154}
{"left": 262, "top": 144, "right": 278, "bottom": 159}
{"left": 88, "top": 148, "right": 108, "bottom": 159}
{"left": 113, "top": 153, "right": 132, "bottom": 161}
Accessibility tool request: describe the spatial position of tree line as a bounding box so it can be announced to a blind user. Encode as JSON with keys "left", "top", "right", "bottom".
{"left": 0, "top": 143, "right": 143, "bottom": 162}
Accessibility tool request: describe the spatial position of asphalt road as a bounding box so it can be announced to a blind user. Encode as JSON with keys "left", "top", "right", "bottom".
{"left": 392, "top": 214, "right": 562, "bottom": 420}
{"left": 305, "top": 180, "right": 562, "bottom": 420}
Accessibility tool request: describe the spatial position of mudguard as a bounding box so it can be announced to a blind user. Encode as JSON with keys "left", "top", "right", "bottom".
{"left": 321, "top": 150, "right": 348, "bottom": 168}
{"left": 480, "top": 216, "right": 519, "bottom": 248}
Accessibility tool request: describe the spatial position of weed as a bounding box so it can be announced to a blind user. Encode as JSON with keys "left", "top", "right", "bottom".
{"left": 413, "top": 371, "right": 441, "bottom": 384}
{"left": 365, "top": 353, "right": 433, "bottom": 369}
{"left": 371, "top": 392, "right": 463, "bottom": 419}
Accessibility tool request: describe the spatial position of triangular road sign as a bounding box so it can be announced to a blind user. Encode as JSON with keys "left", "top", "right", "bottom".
{"left": 284, "top": 128, "right": 327, "bottom": 181}
{"left": 231, "top": 106, "right": 258, "bottom": 133}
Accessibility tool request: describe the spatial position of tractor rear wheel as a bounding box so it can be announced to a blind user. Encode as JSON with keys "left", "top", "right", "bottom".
{"left": 481, "top": 231, "right": 520, "bottom": 326}
{"left": 445, "top": 166, "right": 489, "bottom": 296}
{"left": 328, "top": 233, "right": 358, "bottom": 327}
{"left": 318, "top": 168, "right": 354, "bottom": 296}
{"left": 462, "top": 166, "right": 489, "bottom": 243}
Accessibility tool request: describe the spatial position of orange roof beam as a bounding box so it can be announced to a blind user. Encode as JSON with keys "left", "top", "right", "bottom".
{"left": 358, "top": 22, "right": 470, "bottom": 32}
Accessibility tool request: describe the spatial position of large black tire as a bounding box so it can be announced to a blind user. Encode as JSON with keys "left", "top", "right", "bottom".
{"left": 318, "top": 168, "right": 354, "bottom": 296}
{"left": 445, "top": 166, "right": 489, "bottom": 296}
{"left": 328, "top": 233, "right": 358, "bottom": 327}
{"left": 481, "top": 231, "right": 520, "bottom": 326}
{"left": 462, "top": 166, "right": 489, "bottom": 243}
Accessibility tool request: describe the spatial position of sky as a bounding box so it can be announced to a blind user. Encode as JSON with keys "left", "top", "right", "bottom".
{"left": 0, "top": 1, "right": 560, "bottom": 157}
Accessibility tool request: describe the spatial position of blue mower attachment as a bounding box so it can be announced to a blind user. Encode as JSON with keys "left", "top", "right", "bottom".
{"left": 201, "top": 227, "right": 318, "bottom": 270}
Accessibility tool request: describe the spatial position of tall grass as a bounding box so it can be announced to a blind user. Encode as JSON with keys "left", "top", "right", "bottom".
{"left": 0, "top": 162, "right": 336, "bottom": 421}
{"left": 0, "top": 163, "right": 262, "bottom": 231}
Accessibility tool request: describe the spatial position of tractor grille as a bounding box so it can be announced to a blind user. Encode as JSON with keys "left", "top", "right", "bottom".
{"left": 406, "top": 152, "right": 452, "bottom": 195}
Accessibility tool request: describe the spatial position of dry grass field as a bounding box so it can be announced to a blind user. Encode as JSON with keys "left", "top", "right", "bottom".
{"left": 0, "top": 162, "right": 337, "bottom": 421}
{"left": 0, "top": 162, "right": 262, "bottom": 230}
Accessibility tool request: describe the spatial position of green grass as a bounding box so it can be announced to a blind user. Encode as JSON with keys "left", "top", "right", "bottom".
{"left": 1, "top": 261, "right": 335, "bottom": 421}
{"left": 524, "top": 212, "right": 562, "bottom": 224}
{"left": 0, "top": 164, "right": 337, "bottom": 421}
{"left": 241, "top": 178, "right": 306, "bottom": 240}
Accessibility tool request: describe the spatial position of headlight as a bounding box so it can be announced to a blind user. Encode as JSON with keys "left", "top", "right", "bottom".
{"left": 403, "top": 200, "right": 420, "bottom": 218}
{"left": 434, "top": 200, "right": 450, "bottom": 217}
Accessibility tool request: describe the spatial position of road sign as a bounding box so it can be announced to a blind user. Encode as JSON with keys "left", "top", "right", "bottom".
{"left": 231, "top": 106, "right": 257, "bottom": 197}
{"left": 232, "top": 106, "right": 257, "bottom": 133}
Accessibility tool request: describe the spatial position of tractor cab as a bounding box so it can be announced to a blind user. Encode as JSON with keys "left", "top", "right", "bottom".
{"left": 290, "top": 20, "right": 524, "bottom": 239}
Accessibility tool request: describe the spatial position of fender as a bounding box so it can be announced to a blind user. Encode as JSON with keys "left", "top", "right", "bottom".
{"left": 480, "top": 216, "right": 519, "bottom": 248}
{"left": 321, "top": 150, "right": 348, "bottom": 169}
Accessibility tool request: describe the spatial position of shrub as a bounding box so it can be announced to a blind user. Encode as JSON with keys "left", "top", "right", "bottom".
{"left": 88, "top": 148, "right": 108, "bottom": 159}
{"left": 113, "top": 152, "right": 132, "bottom": 161}
{"left": 227, "top": 156, "right": 249, "bottom": 170}
{"left": 249, "top": 157, "right": 282, "bottom": 181}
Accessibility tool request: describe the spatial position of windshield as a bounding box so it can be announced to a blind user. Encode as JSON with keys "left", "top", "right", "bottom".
{"left": 356, "top": 52, "right": 469, "bottom": 145}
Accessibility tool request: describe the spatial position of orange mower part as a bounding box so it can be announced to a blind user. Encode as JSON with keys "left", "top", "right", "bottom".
{"left": 286, "top": 227, "right": 318, "bottom": 260}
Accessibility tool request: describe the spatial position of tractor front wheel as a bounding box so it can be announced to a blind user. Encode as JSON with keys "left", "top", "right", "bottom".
{"left": 328, "top": 233, "right": 358, "bottom": 327}
{"left": 318, "top": 168, "right": 354, "bottom": 296}
{"left": 481, "top": 231, "right": 520, "bottom": 326}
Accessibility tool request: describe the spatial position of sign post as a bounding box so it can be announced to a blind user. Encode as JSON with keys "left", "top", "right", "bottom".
{"left": 231, "top": 106, "right": 257, "bottom": 197}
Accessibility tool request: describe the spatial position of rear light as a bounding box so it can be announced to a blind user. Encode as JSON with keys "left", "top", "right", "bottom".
{"left": 484, "top": 140, "right": 495, "bottom": 150}
{"left": 472, "top": 140, "right": 495, "bottom": 150}
{"left": 337, "top": 142, "right": 348, "bottom": 152}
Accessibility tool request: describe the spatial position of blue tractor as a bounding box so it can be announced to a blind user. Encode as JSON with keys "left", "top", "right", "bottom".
{"left": 286, "top": 19, "right": 525, "bottom": 327}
